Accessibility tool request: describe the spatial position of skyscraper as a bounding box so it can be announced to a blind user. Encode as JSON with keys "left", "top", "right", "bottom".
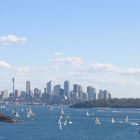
{"left": 12, "top": 77, "right": 15, "bottom": 96}
{"left": 53, "top": 84, "right": 61, "bottom": 96}
{"left": 87, "top": 86, "right": 96, "bottom": 100}
{"left": 47, "top": 81, "right": 52, "bottom": 95}
{"left": 73, "top": 84, "right": 79, "bottom": 99}
{"left": 78, "top": 85, "right": 83, "bottom": 101}
{"left": 64, "top": 80, "right": 70, "bottom": 98}
{"left": 98, "top": 89, "right": 111, "bottom": 100}
{"left": 26, "top": 81, "right": 31, "bottom": 95}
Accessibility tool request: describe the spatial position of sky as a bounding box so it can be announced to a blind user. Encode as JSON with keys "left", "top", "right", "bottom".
{"left": 0, "top": 0, "right": 140, "bottom": 98}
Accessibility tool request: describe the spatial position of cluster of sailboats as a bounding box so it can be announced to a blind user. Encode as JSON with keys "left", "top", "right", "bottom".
{"left": 86, "top": 111, "right": 139, "bottom": 126}
{"left": 58, "top": 107, "right": 72, "bottom": 130}
{"left": 1, "top": 104, "right": 139, "bottom": 128}
{"left": 12, "top": 106, "right": 35, "bottom": 118}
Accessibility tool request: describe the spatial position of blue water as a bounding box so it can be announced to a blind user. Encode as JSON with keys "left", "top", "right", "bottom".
{"left": 0, "top": 105, "right": 140, "bottom": 140}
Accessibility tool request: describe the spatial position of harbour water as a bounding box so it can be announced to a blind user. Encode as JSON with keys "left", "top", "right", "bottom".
{"left": 0, "top": 105, "right": 140, "bottom": 140}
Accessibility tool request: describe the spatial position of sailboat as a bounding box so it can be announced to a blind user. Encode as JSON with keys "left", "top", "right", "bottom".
{"left": 58, "top": 115, "right": 63, "bottom": 129}
{"left": 111, "top": 118, "right": 115, "bottom": 123}
{"left": 86, "top": 111, "right": 90, "bottom": 117}
{"left": 68, "top": 115, "right": 72, "bottom": 124}
{"left": 61, "top": 107, "right": 64, "bottom": 116}
{"left": 125, "top": 116, "right": 128, "bottom": 123}
{"left": 95, "top": 117, "right": 101, "bottom": 124}
{"left": 58, "top": 115, "right": 63, "bottom": 124}
{"left": 27, "top": 106, "right": 35, "bottom": 117}
{"left": 49, "top": 106, "right": 53, "bottom": 111}
{"left": 12, "top": 109, "right": 19, "bottom": 117}
{"left": 12, "top": 109, "right": 15, "bottom": 114}
{"left": 64, "top": 115, "right": 69, "bottom": 126}
{"left": 59, "top": 121, "right": 62, "bottom": 130}
{"left": 64, "top": 118, "right": 67, "bottom": 126}
{"left": 15, "top": 112, "right": 19, "bottom": 118}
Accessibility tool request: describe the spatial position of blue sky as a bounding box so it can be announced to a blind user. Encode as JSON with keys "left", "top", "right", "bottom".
{"left": 0, "top": 0, "right": 140, "bottom": 97}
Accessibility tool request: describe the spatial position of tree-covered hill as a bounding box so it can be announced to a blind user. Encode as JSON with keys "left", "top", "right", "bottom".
{"left": 70, "top": 98, "right": 140, "bottom": 108}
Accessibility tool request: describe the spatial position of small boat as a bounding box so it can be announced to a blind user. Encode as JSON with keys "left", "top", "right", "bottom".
{"left": 86, "top": 111, "right": 90, "bottom": 117}
{"left": 64, "top": 115, "right": 68, "bottom": 126}
{"left": 27, "top": 106, "right": 35, "bottom": 117}
{"left": 95, "top": 117, "right": 101, "bottom": 124}
{"left": 49, "top": 106, "right": 53, "bottom": 111}
{"left": 68, "top": 115, "right": 72, "bottom": 124}
{"left": 15, "top": 112, "right": 19, "bottom": 118}
{"left": 58, "top": 115, "right": 62, "bottom": 124}
{"left": 12, "top": 109, "right": 19, "bottom": 117}
{"left": 111, "top": 118, "right": 115, "bottom": 123}
{"left": 69, "top": 120, "right": 72, "bottom": 124}
{"left": 12, "top": 109, "right": 15, "bottom": 114}
{"left": 131, "top": 122, "right": 139, "bottom": 126}
{"left": 125, "top": 116, "right": 128, "bottom": 123}
{"left": 58, "top": 114, "right": 63, "bottom": 129}
{"left": 64, "top": 119, "right": 67, "bottom": 126}
{"left": 61, "top": 107, "right": 64, "bottom": 116}
{"left": 59, "top": 122, "right": 62, "bottom": 130}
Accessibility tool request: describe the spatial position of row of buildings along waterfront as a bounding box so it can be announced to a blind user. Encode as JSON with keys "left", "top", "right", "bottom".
{"left": 0, "top": 79, "right": 111, "bottom": 104}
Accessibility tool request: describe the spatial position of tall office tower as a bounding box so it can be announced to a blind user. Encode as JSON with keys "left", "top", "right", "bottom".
{"left": 53, "top": 84, "right": 61, "bottom": 96}
{"left": 3, "top": 90, "right": 9, "bottom": 99}
{"left": 26, "top": 81, "right": 31, "bottom": 95}
{"left": 98, "top": 89, "right": 111, "bottom": 100}
{"left": 78, "top": 85, "right": 83, "bottom": 101}
{"left": 12, "top": 77, "right": 15, "bottom": 96}
{"left": 15, "top": 90, "right": 21, "bottom": 98}
{"left": 108, "top": 92, "right": 112, "bottom": 99}
{"left": 73, "top": 84, "right": 79, "bottom": 99}
{"left": 83, "top": 92, "right": 88, "bottom": 101}
{"left": 98, "top": 89, "right": 104, "bottom": 100}
{"left": 104, "top": 90, "right": 111, "bottom": 99}
{"left": 87, "top": 86, "right": 96, "bottom": 100}
{"left": 64, "top": 80, "right": 70, "bottom": 98}
{"left": 34, "top": 88, "right": 41, "bottom": 98}
{"left": 47, "top": 81, "right": 52, "bottom": 95}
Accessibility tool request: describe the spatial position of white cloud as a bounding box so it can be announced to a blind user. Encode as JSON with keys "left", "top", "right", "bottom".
{"left": 32, "top": 66, "right": 48, "bottom": 72}
{"left": 89, "top": 63, "right": 117, "bottom": 72}
{"left": 0, "top": 60, "right": 11, "bottom": 68}
{"left": 87, "top": 63, "right": 140, "bottom": 75}
{"left": 16, "top": 66, "right": 48, "bottom": 74}
{"left": 50, "top": 53, "right": 84, "bottom": 67}
{"left": 0, "top": 34, "right": 27, "bottom": 45}
{"left": 54, "top": 52, "right": 63, "bottom": 56}
{"left": 17, "top": 67, "right": 30, "bottom": 73}
{"left": 121, "top": 68, "right": 140, "bottom": 74}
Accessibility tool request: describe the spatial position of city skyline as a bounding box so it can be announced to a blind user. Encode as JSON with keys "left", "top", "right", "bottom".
{"left": 0, "top": 0, "right": 140, "bottom": 98}
{"left": 0, "top": 79, "right": 111, "bottom": 103}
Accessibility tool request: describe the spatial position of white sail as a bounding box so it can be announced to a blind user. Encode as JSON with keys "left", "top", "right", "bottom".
{"left": 64, "top": 118, "right": 67, "bottom": 126}
{"left": 64, "top": 115, "right": 69, "bottom": 126}
{"left": 12, "top": 109, "right": 15, "bottom": 114}
{"left": 125, "top": 116, "right": 128, "bottom": 123}
{"left": 15, "top": 112, "right": 19, "bottom": 117}
{"left": 95, "top": 117, "right": 101, "bottom": 124}
{"left": 61, "top": 107, "right": 64, "bottom": 116}
{"left": 68, "top": 115, "right": 72, "bottom": 124}
{"left": 58, "top": 115, "right": 62, "bottom": 124}
{"left": 27, "top": 106, "right": 35, "bottom": 117}
{"left": 59, "top": 122, "right": 62, "bottom": 130}
{"left": 86, "top": 111, "right": 90, "bottom": 117}
{"left": 111, "top": 118, "right": 115, "bottom": 123}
